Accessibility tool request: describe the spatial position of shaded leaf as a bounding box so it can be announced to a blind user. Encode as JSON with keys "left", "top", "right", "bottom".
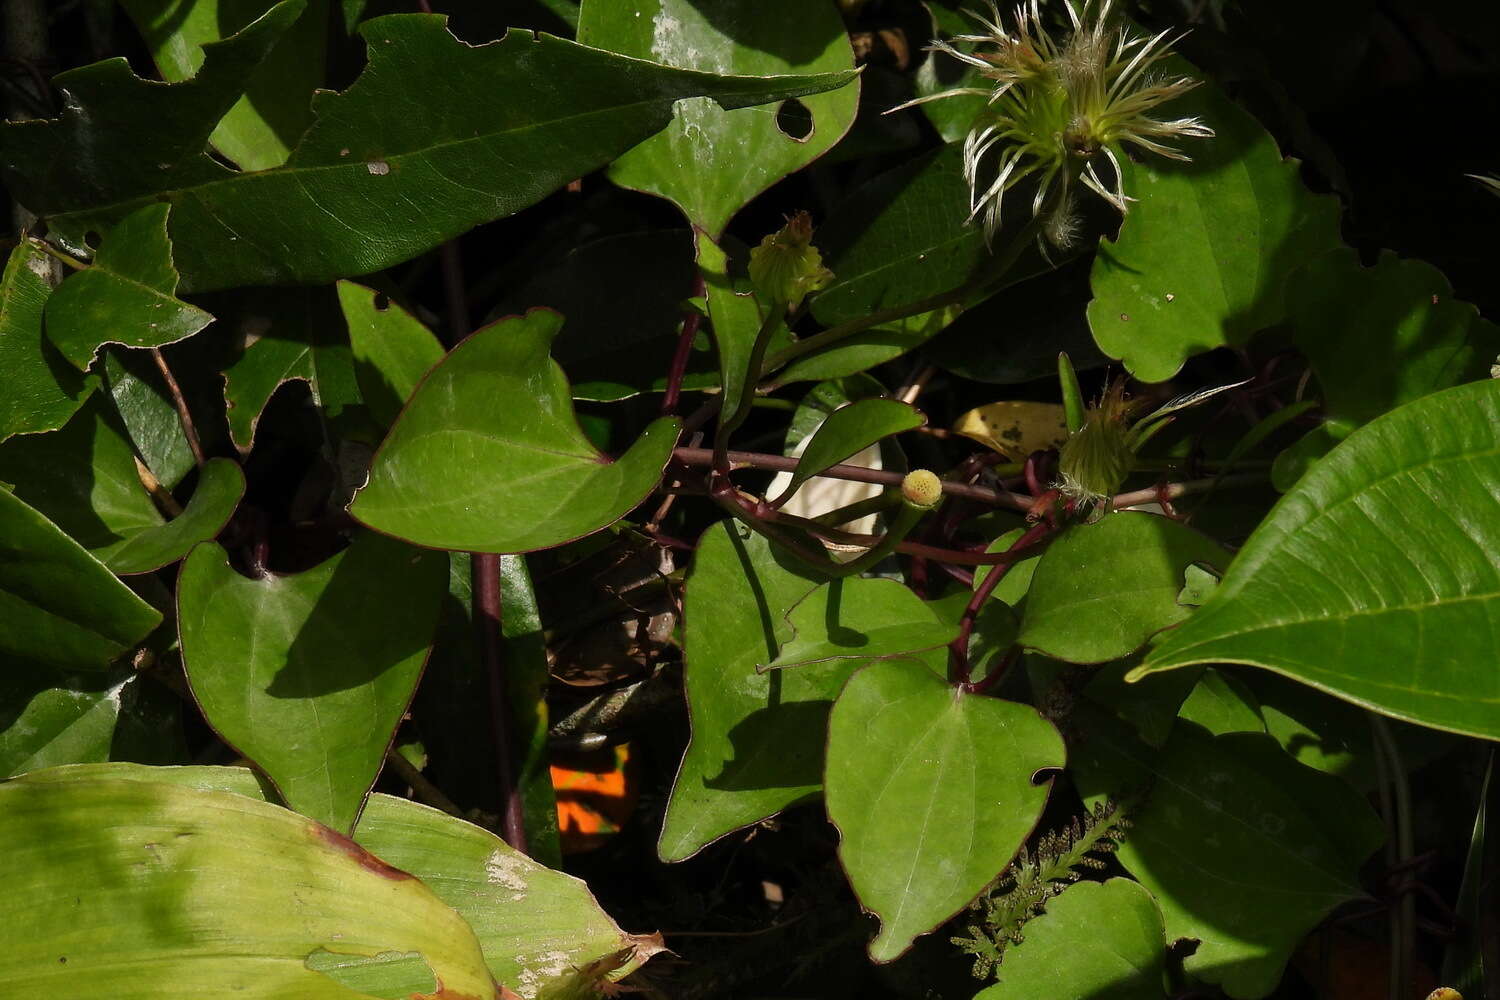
{"left": 701, "top": 230, "right": 774, "bottom": 420}
{"left": 577, "top": 0, "right": 859, "bottom": 236}
{"left": 120, "top": 0, "right": 329, "bottom": 170}
{"left": 1290, "top": 248, "right": 1500, "bottom": 428}
{"left": 0, "top": 396, "right": 244, "bottom": 574}
{"left": 1073, "top": 719, "right": 1382, "bottom": 999}
{"left": 337, "top": 280, "right": 444, "bottom": 429}
{"left": 0, "top": 488, "right": 161, "bottom": 671}
{"left": 0, "top": 667, "right": 179, "bottom": 777}
{"left": 777, "top": 397, "right": 923, "bottom": 502}
{"left": 1137, "top": 380, "right": 1500, "bottom": 741}
{"left": 0, "top": 770, "right": 496, "bottom": 999}
{"left": 1019, "top": 512, "right": 1230, "bottom": 664}
{"left": 764, "top": 577, "right": 957, "bottom": 670}
{"left": 1177, "top": 667, "right": 1266, "bottom": 735}
{"left": 6, "top": 9, "right": 857, "bottom": 291}
{"left": 0, "top": 243, "right": 92, "bottom": 443}
{"left": 659, "top": 520, "right": 829, "bottom": 862}
{"left": 351, "top": 309, "right": 680, "bottom": 554}
{"left": 177, "top": 532, "right": 447, "bottom": 832}
{"left": 1442, "top": 753, "right": 1499, "bottom": 996}
{"left": 826, "top": 657, "right": 1064, "bottom": 961}
{"left": 1087, "top": 73, "right": 1342, "bottom": 382}
{"left": 912, "top": 3, "right": 988, "bottom": 145}
{"left": 975, "top": 879, "right": 1168, "bottom": 1000}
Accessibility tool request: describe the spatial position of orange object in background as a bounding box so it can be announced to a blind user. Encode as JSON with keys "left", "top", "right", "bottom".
{"left": 551, "top": 743, "right": 638, "bottom": 854}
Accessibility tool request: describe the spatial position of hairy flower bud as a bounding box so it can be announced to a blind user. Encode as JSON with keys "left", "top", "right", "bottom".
{"left": 1056, "top": 379, "right": 1138, "bottom": 505}
{"left": 748, "top": 211, "right": 834, "bottom": 309}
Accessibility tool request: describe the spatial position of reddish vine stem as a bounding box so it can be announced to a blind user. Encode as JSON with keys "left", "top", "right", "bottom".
{"left": 661, "top": 273, "right": 706, "bottom": 415}
{"left": 951, "top": 519, "right": 1055, "bottom": 684}
{"left": 473, "top": 552, "right": 528, "bottom": 854}
{"left": 149, "top": 347, "right": 205, "bottom": 467}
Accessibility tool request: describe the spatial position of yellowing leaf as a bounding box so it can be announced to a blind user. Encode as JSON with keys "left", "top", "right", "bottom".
{"left": 952, "top": 401, "right": 1070, "bottom": 460}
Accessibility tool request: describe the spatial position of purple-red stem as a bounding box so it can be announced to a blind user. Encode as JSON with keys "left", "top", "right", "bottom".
{"left": 474, "top": 552, "right": 528, "bottom": 854}
{"left": 951, "top": 520, "right": 1054, "bottom": 684}
{"left": 661, "top": 273, "right": 706, "bottom": 415}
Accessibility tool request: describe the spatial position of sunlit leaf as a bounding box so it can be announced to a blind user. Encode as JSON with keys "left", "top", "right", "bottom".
{"left": 0, "top": 243, "right": 91, "bottom": 443}
{"left": 763, "top": 577, "right": 957, "bottom": 670}
{"left": 337, "top": 280, "right": 444, "bottom": 429}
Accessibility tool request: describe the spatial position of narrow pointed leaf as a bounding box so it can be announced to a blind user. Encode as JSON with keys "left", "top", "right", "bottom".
{"left": 0, "top": 772, "right": 497, "bottom": 999}
{"left": 1136, "top": 380, "right": 1500, "bottom": 741}
{"left": 660, "top": 521, "right": 828, "bottom": 862}
{"left": 700, "top": 230, "right": 772, "bottom": 420}
{"left": 1018, "top": 512, "right": 1230, "bottom": 664}
{"left": 826, "top": 657, "right": 1065, "bottom": 962}
{"left": 763, "top": 576, "right": 958, "bottom": 670}
{"left": 351, "top": 310, "right": 680, "bottom": 554}
{"left": 0, "top": 488, "right": 161, "bottom": 671}
{"left": 5, "top": 10, "right": 857, "bottom": 291}
{"left": 43, "top": 204, "right": 214, "bottom": 370}
{"left": 577, "top": 0, "right": 859, "bottom": 236}
{"left": 0, "top": 243, "right": 92, "bottom": 443}
{"left": 779, "top": 398, "right": 923, "bottom": 500}
{"left": 0, "top": 397, "right": 244, "bottom": 574}
{"left": 177, "top": 533, "right": 447, "bottom": 832}
{"left": 337, "top": 281, "right": 444, "bottom": 429}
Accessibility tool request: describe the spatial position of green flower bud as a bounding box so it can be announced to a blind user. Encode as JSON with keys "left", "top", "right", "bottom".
{"left": 1057, "top": 379, "right": 1137, "bottom": 505}
{"left": 748, "top": 211, "right": 834, "bottom": 309}
{"left": 901, "top": 469, "right": 943, "bottom": 509}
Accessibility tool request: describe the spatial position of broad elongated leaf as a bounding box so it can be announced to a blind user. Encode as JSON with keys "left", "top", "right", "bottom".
{"left": 577, "top": 0, "right": 859, "bottom": 236}
{"left": 34, "top": 762, "right": 658, "bottom": 999}
{"left": 1137, "top": 380, "right": 1500, "bottom": 740}
{"left": 975, "top": 879, "right": 1168, "bottom": 1000}
{"left": 1018, "top": 512, "right": 1229, "bottom": 664}
{"left": 0, "top": 397, "right": 244, "bottom": 574}
{"left": 1087, "top": 74, "right": 1342, "bottom": 382}
{"left": 177, "top": 533, "right": 447, "bottom": 832}
{"left": 659, "top": 520, "right": 828, "bottom": 862}
{"left": 351, "top": 309, "right": 679, "bottom": 554}
{"left": 121, "top": 0, "right": 329, "bottom": 170}
{"left": 0, "top": 771, "right": 497, "bottom": 999}
{"left": 1290, "top": 248, "right": 1500, "bottom": 428}
{"left": 826, "top": 657, "right": 1064, "bottom": 961}
{"left": 1072, "top": 719, "right": 1382, "bottom": 999}
{"left": 337, "top": 281, "right": 444, "bottom": 428}
{"left": 4, "top": 8, "right": 856, "bottom": 291}
{"left": 764, "top": 577, "right": 957, "bottom": 670}
{"left": 778, "top": 398, "right": 923, "bottom": 501}
{"left": 0, "top": 243, "right": 91, "bottom": 442}
{"left": 0, "top": 488, "right": 161, "bottom": 671}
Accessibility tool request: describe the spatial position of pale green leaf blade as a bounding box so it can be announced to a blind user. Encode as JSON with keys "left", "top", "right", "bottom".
{"left": 1136, "top": 380, "right": 1500, "bottom": 741}
{"left": 1086, "top": 75, "right": 1342, "bottom": 382}
{"left": 337, "top": 280, "right": 444, "bottom": 429}
{"left": 576, "top": 0, "right": 859, "bottom": 236}
{"left": 1018, "top": 512, "right": 1230, "bottom": 664}
{"left": 975, "top": 879, "right": 1168, "bottom": 1000}
{"left": 0, "top": 243, "right": 92, "bottom": 443}
{"left": 826, "top": 657, "right": 1065, "bottom": 962}
{"left": 350, "top": 310, "right": 680, "bottom": 554}
{"left": 659, "top": 520, "right": 828, "bottom": 862}
{"left": 764, "top": 577, "right": 958, "bottom": 670}
{"left": 0, "top": 488, "right": 161, "bottom": 671}
{"left": 177, "top": 533, "right": 447, "bottom": 832}
{"left": 781, "top": 397, "right": 924, "bottom": 499}
{"left": 42, "top": 204, "right": 214, "bottom": 370}
{"left": 0, "top": 771, "right": 497, "bottom": 1000}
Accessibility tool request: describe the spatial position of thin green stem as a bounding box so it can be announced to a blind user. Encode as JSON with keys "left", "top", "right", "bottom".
{"left": 713, "top": 302, "right": 788, "bottom": 474}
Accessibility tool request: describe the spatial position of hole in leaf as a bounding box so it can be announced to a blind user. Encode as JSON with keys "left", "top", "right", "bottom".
{"left": 373, "top": 293, "right": 391, "bottom": 311}
{"left": 83, "top": 231, "right": 102, "bottom": 251}
{"left": 776, "top": 99, "right": 814, "bottom": 142}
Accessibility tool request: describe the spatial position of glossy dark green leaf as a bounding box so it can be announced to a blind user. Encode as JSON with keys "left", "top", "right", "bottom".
{"left": 1176, "top": 668, "right": 1266, "bottom": 735}
{"left": 6, "top": 8, "right": 856, "bottom": 291}
{"left": 0, "top": 397, "right": 244, "bottom": 574}
{"left": 826, "top": 657, "right": 1064, "bottom": 961}
{"left": 351, "top": 309, "right": 680, "bottom": 554}
{"left": 43, "top": 204, "right": 214, "bottom": 371}
{"left": 121, "top": 0, "right": 329, "bottom": 170}
{"left": 1138, "top": 380, "right": 1500, "bottom": 741}
{"left": 1018, "top": 512, "right": 1230, "bottom": 664}
{"left": 1290, "top": 248, "right": 1500, "bottom": 427}
{"left": 975, "top": 879, "right": 1168, "bottom": 1000}
{"left": 0, "top": 771, "right": 498, "bottom": 999}
{"left": 337, "top": 281, "right": 444, "bottom": 429}
{"left": 763, "top": 577, "right": 957, "bottom": 670}
{"left": 0, "top": 667, "right": 170, "bottom": 777}
{"left": 37, "top": 762, "right": 656, "bottom": 998}
{"left": 777, "top": 398, "right": 923, "bottom": 501}
{"left": 102, "top": 348, "right": 198, "bottom": 488}
{"left": 700, "top": 230, "right": 771, "bottom": 420}
{"left": 177, "top": 532, "right": 447, "bottom": 832}
{"left": 0, "top": 488, "right": 161, "bottom": 671}
{"left": 577, "top": 0, "right": 859, "bottom": 236}
{"left": 1087, "top": 74, "right": 1342, "bottom": 382}
{"left": 911, "top": 3, "right": 988, "bottom": 145}
{"left": 1269, "top": 421, "right": 1349, "bottom": 492}
{"left": 0, "top": 243, "right": 91, "bottom": 443}
{"left": 1078, "top": 654, "right": 1200, "bottom": 748}
{"left": 1072, "top": 719, "right": 1382, "bottom": 999}
{"left": 659, "top": 520, "right": 829, "bottom": 862}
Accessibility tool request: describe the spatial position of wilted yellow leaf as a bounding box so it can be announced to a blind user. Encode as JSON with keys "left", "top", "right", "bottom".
{"left": 952, "top": 401, "right": 1070, "bottom": 460}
